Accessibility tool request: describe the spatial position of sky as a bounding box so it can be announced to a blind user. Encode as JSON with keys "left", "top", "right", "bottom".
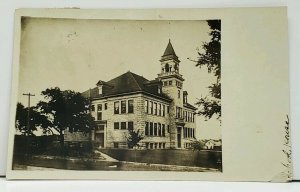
{"left": 18, "top": 18, "right": 221, "bottom": 139}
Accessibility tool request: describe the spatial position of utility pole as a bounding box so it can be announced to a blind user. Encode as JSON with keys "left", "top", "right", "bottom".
{"left": 23, "top": 93, "right": 35, "bottom": 136}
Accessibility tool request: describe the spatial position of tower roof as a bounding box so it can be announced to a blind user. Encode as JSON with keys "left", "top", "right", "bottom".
{"left": 162, "top": 39, "right": 177, "bottom": 57}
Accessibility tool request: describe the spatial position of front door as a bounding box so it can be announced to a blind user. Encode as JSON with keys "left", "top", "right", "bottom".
{"left": 177, "top": 127, "right": 182, "bottom": 148}
{"left": 95, "top": 133, "right": 104, "bottom": 148}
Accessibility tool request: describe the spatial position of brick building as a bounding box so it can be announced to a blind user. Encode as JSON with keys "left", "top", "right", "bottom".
{"left": 82, "top": 40, "right": 197, "bottom": 149}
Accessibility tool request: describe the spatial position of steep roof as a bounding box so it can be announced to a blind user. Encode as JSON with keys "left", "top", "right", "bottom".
{"left": 82, "top": 71, "right": 172, "bottom": 102}
{"left": 162, "top": 40, "right": 177, "bottom": 57}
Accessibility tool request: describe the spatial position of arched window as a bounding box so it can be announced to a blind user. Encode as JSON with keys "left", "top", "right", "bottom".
{"left": 165, "top": 63, "right": 169, "bottom": 72}
{"left": 174, "top": 64, "right": 178, "bottom": 71}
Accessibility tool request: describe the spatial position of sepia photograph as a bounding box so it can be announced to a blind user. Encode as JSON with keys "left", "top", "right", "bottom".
{"left": 6, "top": 8, "right": 290, "bottom": 181}
{"left": 12, "top": 17, "right": 222, "bottom": 172}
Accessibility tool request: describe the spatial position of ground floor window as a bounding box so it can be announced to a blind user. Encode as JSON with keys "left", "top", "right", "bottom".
{"left": 145, "top": 142, "right": 166, "bottom": 149}
{"left": 184, "top": 142, "right": 192, "bottom": 149}
{"left": 145, "top": 121, "right": 167, "bottom": 137}
{"left": 113, "top": 142, "right": 119, "bottom": 148}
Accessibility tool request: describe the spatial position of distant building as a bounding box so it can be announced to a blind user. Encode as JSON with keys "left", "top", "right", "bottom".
{"left": 82, "top": 40, "right": 197, "bottom": 149}
{"left": 204, "top": 139, "right": 222, "bottom": 150}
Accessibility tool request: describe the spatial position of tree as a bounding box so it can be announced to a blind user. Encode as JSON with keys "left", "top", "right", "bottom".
{"left": 191, "top": 140, "right": 205, "bottom": 151}
{"left": 37, "top": 87, "right": 96, "bottom": 147}
{"left": 126, "top": 129, "right": 144, "bottom": 149}
{"left": 15, "top": 102, "right": 50, "bottom": 135}
{"left": 195, "top": 20, "right": 221, "bottom": 121}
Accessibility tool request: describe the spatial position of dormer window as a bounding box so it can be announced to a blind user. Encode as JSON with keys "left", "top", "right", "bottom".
{"left": 98, "top": 85, "right": 103, "bottom": 95}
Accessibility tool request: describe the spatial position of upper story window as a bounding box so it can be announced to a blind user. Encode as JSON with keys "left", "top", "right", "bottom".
{"left": 97, "top": 104, "right": 102, "bottom": 111}
{"left": 178, "top": 90, "right": 180, "bottom": 98}
{"left": 149, "top": 101, "right": 153, "bottom": 114}
{"left": 169, "top": 80, "right": 172, "bottom": 85}
{"left": 114, "top": 100, "right": 134, "bottom": 114}
{"left": 128, "top": 100, "right": 134, "bottom": 113}
{"left": 144, "top": 100, "right": 149, "bottom": 113}
{"left": 91, "top": 105, "right": 95, "bottom": 112}
{"left": 158, "top": 104, "right": 161, "bottom": 116}
{"left": 145, "top": 99, "right": 168, "bottom": 117}
{"left": 114, "top": 102, "right": 119, "bottom": 114}
{"left": 121, "top": 101, "right": 126, "bottom": 114}
{"left": 154, "top": 103, "right": 157, "bottom": 115}
{"left": 163, "top": 81, "right": 168, "bottom": 86}
{"left": 104, "top": 103, "right": 108, "bottom": 110}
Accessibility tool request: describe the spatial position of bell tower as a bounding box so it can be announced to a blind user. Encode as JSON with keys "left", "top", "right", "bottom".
{"left": 157, "top": 39, "right": 184, "bottom": 94}
{"left": 159, "top": 39, "right": 181, "bottom": 76}
{"left": 157, "top": 40, "right": 185, "bottom": 149}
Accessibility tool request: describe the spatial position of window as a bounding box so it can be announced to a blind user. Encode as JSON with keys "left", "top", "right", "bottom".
{"left": 128, "top": 121, "right": 134, "bottom": 131}
{"left": 150, "top": 122, "right": 153, "bottom": 136}
{"left": 98, "top": 85, "right": 103, "bottom": 95}
{"left": 158, "top": 123, "right": 161, "bottom": 136}
{"left": 91, "top": 105, "right": 95, "bottom": 111}
{"left": 121, "top": 101, "right": 126, "bottom": 114}
{"left": 121, "top": 122, "right": 126, "bottom": 129}
{"left": 128, "top": 100, "right": 134, "bottom": 113}
{"left": 167, "top": 106, "right": 169, "bottom": 113}
{"left": 162, "top": 124, "right": 165, "bottom": 137}
{"left": 97, "top": 112, "right": 102, "bottom": 120}
{"left": 159, "top": 143, "right": 162, "bottom": 149}
{"left": 149, "top": 101, "right": 153, "bottom": 114}
{"left": 114, "top": 102, "right": 119, "bottom": 114}
{"left": 113, "top": 142, "right": 119, "bottom": 148}
{"left": 178, "top": 90, "right": 180, "bottom": 98}
{"left": 162, "top": 105, "right": 165, "bottom": 116}
{"left": 98, "top": 104, "right": 102, "bottom": 111}
{"left": 114, "top": 122, "right": 119, "bottom": 129}
{"left": 169, "top": 80, "right": 172, "bottom": 85}
{"left": 97, "top": 125, "right": 104, "bottom": 131}
{"left": 163, "top": 81, "right": 167, "bottom": 86}
{"left": 158, "top": 104, "right": 161, "bottom": 116}
{"left": 144, "top": 100, "right": 148, "bottom": 113}
{"left": 145, "top": 142, "right": 149, "bottom": 149}
{"left": 167, "top": 125, "right": 170, "bottom": 133}
{"left": 165, "top": 63, "right": 169, "bottom": 72}
{"left": 154, "top": 123, "right": 157, "bottom": 136}
{"left": 154, "top": 103, "right": 157, "bottom": 115}
{"left": 192, "top": 129, "right": 195, "bottom": 138}
{"left": 154, "top": 143, "right": 158, "bottom": 149}
{"left": 145, "top": 122, "right": 149, "bottom": 136}
{"left": 150, "top": 143, "right": 153, "bottom": 149}
{"left": 162, "top": 143, "right": 166, "bottom": 149}
{"left": 104, "top": 103, "right": 108, "bottom": 110}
